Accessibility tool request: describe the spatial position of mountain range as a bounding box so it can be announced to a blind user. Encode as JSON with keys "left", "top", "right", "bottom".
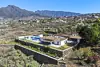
{"left": 0, "top": 5, "right": 41, "bottom": 18}
{"left": 35, "top": 10, "right": 81, "bottom": 17}
{"left": 0, "top": 5, "right": 81, "bottom": 18}
{"left": 0, "top": 5, "right": 100, "bottom": 19}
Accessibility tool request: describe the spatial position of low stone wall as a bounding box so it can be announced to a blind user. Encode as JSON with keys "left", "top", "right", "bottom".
{"left": 15, "top": 45, "right": 59, "bottom": 64}
{"left": 15, "top": 39, "right": 74, "bottom": 58}
{"left": 63, "top": 47, "right": 73, "bottom": 58}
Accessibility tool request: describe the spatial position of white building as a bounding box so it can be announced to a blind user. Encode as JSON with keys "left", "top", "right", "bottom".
{"left": 41, "top": 36, "right": 68, "bottom": 47}
{"left": 18, "top": 34, "right": 69, "bottom": 47}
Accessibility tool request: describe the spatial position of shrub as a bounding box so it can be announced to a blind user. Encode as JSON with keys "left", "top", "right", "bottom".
{"left": 79, "top": 47, "right": 95, "bottom": 58}
{"left": 73, "top": 47, "right": 98, "bottom": 65}
{"left": 42, "top": 46, "right": 49, "bottom": 52}
{"left": 0, "top": 47, "right": 40, "bottom": 67}
{"left": 86, "top": 55, "right": 100, "bottom": 64}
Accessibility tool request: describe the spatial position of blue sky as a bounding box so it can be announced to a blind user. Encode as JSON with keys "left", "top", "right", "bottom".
{"left": 0, "top": 0, "right": 100, "bottom": 13}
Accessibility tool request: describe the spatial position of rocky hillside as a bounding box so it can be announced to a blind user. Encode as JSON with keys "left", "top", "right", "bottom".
{"left": 0, "top": 5, "right": 41, "bottom": 18}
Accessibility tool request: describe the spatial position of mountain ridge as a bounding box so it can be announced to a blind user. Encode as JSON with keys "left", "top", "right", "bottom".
{"left": 0, "top": 5, "right": 41, "bottom": 18}
{"left": 35, "top": 10, "right": 81, "bottom": 17}
{"left": 0, "top": 5, "right": 82, "bottom": 18}
{"left": 0, "top": 5, "right": 99, "bottom": 19}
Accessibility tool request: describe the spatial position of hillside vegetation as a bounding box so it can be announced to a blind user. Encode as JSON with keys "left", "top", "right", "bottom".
{"left": 0, "top": 46, "right": 40, "bottom": 67}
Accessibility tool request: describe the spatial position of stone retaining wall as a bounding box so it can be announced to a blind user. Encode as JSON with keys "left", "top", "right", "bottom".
{"left": 15, "top": 39, "right": 74, "bottom": 58}
{"left": 0, "top": 44, "right": 66, "bottom": 65}
{"left": 15, "top": 45, "right": 59, "bottom": 64}
{"left": 15, "top": 39, "right": 63, "bottom": 57}
{"left": 63, "top": 47, "right": 73, "bottom": 58}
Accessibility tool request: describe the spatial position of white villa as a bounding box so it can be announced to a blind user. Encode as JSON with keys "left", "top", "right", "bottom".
{"left": 18, "top": 34, "right": 82, "bottom": 47}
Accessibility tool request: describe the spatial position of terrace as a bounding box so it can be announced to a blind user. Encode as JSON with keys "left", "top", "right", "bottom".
{"left": 21, "top": 39, "right": 69, "bottom": 50}
{"left": 17, "top": 34, "right": 82, "bottom": 49}
{"left": 15, "top": 39, "right": 73, "bottom": 59}
{"left": 16, "top": 34, "right": 81, "bottom": 59}
{"left": 18, "top": 34, "right": 69, "bottom": 48}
